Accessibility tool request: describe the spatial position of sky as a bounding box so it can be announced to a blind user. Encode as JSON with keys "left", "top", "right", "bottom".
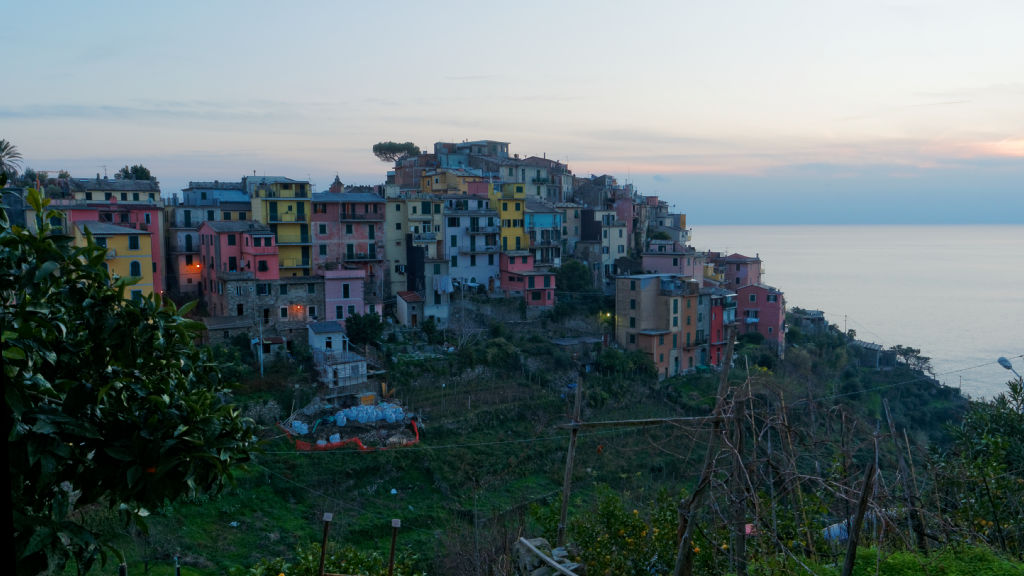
{"left": 4, "top": 0, "right": 1023, "bottom": 224}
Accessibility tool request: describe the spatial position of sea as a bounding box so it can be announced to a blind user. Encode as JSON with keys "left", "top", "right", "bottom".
{"left": 692, "top": 225, "right": 1024, "bottom": 400}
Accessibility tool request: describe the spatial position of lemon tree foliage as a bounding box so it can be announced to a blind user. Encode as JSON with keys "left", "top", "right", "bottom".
{"left": 3, "top": 189, "right": 257, "bottom": 575}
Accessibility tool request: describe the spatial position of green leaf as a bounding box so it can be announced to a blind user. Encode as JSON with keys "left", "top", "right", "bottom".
{"left": 3, "top": 346, "right": 26, "bottom": 360}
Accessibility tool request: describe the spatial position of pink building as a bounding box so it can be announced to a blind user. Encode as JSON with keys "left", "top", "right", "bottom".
{"left": 311, "top": 183, "right": 386, "bottom": 309}
{"left": 499, "top": 252, "right": 556, "bottom": 307}
{"left": 735, "top": 283, "right": 785, "bottom": 352}
{"left": 323, "top": 268, "right": 372, "bottom": 325}
{"left": 197, "top": 221, "right": 279, "bottom": 316}
{"left": 713, "top": 253, "right": 762, "bottom": 291}
{"left": 642, "top": 240, "right": 705, "bottom": 278}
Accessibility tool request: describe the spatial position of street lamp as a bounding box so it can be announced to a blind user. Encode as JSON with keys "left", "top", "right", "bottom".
{"left": 998, "top": 356, "right": 1022, "bottom": 380}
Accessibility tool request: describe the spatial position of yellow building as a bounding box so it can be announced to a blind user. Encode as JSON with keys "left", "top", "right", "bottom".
{"left": 489, "top": 182, "right": 528, "bottom": 252}
{"left": 419, "top": 168, "right": 486, "bottom": 195}
{"left": 248, "top": 178, "right": 312, "bottom": 277}
{"left": 75, "top": 221, "right": 155, "bottom": 300}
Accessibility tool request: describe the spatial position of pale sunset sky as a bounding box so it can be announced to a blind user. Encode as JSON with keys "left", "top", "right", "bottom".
{"left": 4, "top": 0, "right": 1022, "bottom": 224}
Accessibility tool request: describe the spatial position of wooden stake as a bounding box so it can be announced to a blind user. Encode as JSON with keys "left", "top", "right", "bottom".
{"left": 841, "top": 460, "right": 876, "bottom": 576}
{"left": 557, "top": 378, "right": 582, "bottom": 547}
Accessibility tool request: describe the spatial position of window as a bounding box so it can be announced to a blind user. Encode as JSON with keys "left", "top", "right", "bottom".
{"left": 343, "top": 283, "right": 350, "bottom": 298}
{"left": 280, "top": 284, "right": 288, "bottom": 295}
{"left": 395, "top": 223, "right": 402, "bottom": 230}
{"left": 227, "top": 234, "right": 237, "bottom": 246}
{"left": 319, "top": 245, "right": 327, "bottom": 256}
{"left": 186, "top": 254, "right": 193, "bottom": 266}
{"left": 258, "top": 260, "right": 268, "bottom": 272}
{"left": 144, "top": 213, "right": 151, "bottom": 224}
{"left": 336, "top": 305, "right": 344, "bottom": 319}
{"left": 749, "top": 294, "right": 757, "bottom": 303}
{"left": 307, "top": 284, "right": 315, "bottom": 294}
{"left": 450, "top": 235, "right": 457, "bottom": 247}
{"left": 348, "top": 305, "right": 355, "bottom": 316}
{"left": 280, "top": 307, "right": 288, "bottom": 319}
{"left": 129, "top": 261, "right": 141, "bottom": 277}
{"left": 630, "top": 280, "right": 636, "bottom": 290}
{"left": 630, "top": 299, "right": 636, "bottom": 310}
{"left": 207, "top": 210, "right": 214, "bottom": 221}
{"left": 629, "top": 334, "right": 636, "bottom": 344}
{"left": 131, "top": 290, "right": 143, "bottom": 302}
{"left": 346, "top": 224, "right": 353, "bottom": 234}
{"left": 629, "top": 317, "right": 636, "bottom": 328}
{"left": 319, "top": 224, "right": 327, "bottom": 235}
{"left": 228, "top": 256, "right": 237, "bottom": 270}
{"left": 96, "top": 237, "right": 107, "bottom": 248}
{"left": 129, "top": 236, "right": 140, "bottom": 250}
{"left": 308, "top": 306, "right": 317, "bottom": 319}
{"left": 224, "top": 211, "right": 231, "bottom": 221}
{"left": 253, "top": 237, "right": 261, "bottom": 247}
{"left": 257, "top": 283, "right": 270, "bottom": 295}
{"left": 451, "top": 255, "right": 458, "bottom": 268}
{"left": 767, "top": 294, "right": 778, "bottom": 303}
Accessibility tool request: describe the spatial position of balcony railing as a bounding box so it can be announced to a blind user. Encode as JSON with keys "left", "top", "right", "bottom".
{"left": 277, "top": 235, "right": 311, "bottom": 245}
{"left": 280, "top": 258, "right": 311, "bottom": 268}
{"left": 346, "top": 252, "right": 381, "bottom": 261}
{"left": 267, "top": 214, "right": 306, "bottom": 224}
{"left": 338, "top": 212, "right": 383, "bottom": 222}
{"left": 412, "top": 232, "right": 437, "bottom": 243}
{"left": 468, "top": 226, "right": 500, "bottom": 235}
{"left": 465, "top": 244, "right": 499, "bottom": 254}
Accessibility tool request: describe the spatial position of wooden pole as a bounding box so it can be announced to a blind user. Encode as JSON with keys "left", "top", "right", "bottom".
{"left": 387, "top": 519, "right": 400, "bottom": 576}
{"left": 318, "top": 513, "right": 333, "bottom": 576}
{"left": 841, "top": 460, "right": 876, "bottom": 576}
{"left": 557, "top": 378, "right": 583, "bottom": 547}
{"left": 730, "top": 389, "right": 748, "bottom": 576}
{"left": 673, "top": 327, "right": 735, "bottom": 576}
{"left": 883, "top": 399, "right": 927, "bottom": 554}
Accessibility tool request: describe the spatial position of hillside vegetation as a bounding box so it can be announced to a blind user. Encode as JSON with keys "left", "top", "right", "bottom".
{"left": 86, "top": 296, "right": 1023, "bottom": 576}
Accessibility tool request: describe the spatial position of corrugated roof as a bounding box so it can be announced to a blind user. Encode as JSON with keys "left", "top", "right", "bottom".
{"left": 308, "top": 321, "right": 345, "bottom": 334}
{"left": 76, "top": 221, "right": 148, "bottom": 235}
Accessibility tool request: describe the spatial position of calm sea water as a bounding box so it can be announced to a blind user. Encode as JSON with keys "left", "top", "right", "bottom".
{"left": 692, "top": 225, "right": 1024, "bottom": 400}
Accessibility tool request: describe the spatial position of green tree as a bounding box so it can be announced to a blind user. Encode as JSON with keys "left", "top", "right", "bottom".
{"left": 555, "top": 258, "right": 595, "bottom": 293}
{"left": 4, "top": 189, "right": 256, "bottom": 575}
{"left": 371, "top": 141, "right": 421, "bottom": 163}
{"left": 0, "top": 138, "right": 23, "bottom": 179}
{"left": 345, "top": 311, "right": 384, "bottom": 347}
{"left": 115, "top": 163, "right": 153, "bottom": 180}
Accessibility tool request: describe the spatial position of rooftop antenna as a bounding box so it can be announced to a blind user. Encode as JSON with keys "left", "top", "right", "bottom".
{"left": 97, "top": 165, "right": 107, "bottom": 178}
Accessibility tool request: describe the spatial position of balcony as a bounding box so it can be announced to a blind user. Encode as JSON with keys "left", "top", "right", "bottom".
{"left": 465, "top": 244, "right": 499, "bottom": 254}
{"left": 412, "top": 232, "right": 437, "bottom": 244}
{"left": 255, "top": 189, "right": 308, "bottom": 199}
{"left": 468, "top": 225, "right": 500, "bottom": 235}
{"left": 346, "top": 251, "right": 381, "bottom": 261}
{"left": 530, "top": 237, "right": 561, "bottom": 249}
{"left": 531, "top": 177, "right": 549, "bottom": 184}
{"left": 276, "top": 234, "right": 311, "bottom": 245}
{"left": 408, "top": 212, "right": 433, "bottom": 222}
{"left": 339, "top": 212, "right": 384, "bottom": 222}
{"left": 280, "top": 258, "right": 311, "bottom": 269}
{"left": 104, "top": 248, "right": 116, "bottom": 259}
{"left": 267, "top": 213, "right": 307, "bottom": 224}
